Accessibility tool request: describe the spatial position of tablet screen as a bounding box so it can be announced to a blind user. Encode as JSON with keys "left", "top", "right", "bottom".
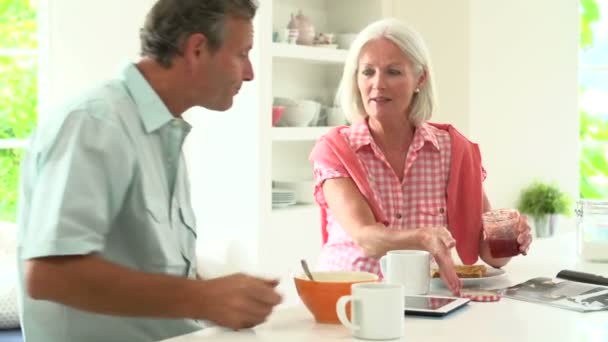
{"left": 405, "top": 296, "right": 457, "bottom": 310}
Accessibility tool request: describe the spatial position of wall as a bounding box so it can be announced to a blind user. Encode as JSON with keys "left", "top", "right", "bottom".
{"left": 393, "top": 1, "right": 579, "bottom": 231}
{"left": 392, "top": 0, "right": 472, "bottom": 134}
{"left": 468, "top": 0, "right": 579, "bottom": 229}
{"left": 42, "top": 0, "right": 154, "bottom": 110}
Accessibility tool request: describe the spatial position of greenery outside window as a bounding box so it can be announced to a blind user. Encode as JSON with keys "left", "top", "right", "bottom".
{"left": 580, "top": 0, "right": 608, "bottom": 198}
{"left": 0, "top": 0, "right": 38, "bottom": 222}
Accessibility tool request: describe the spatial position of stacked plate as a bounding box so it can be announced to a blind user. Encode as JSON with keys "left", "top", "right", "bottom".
{"left": 273, "top": 180, "right": 315, "bottom": 204}
{"left": 272, "top": 188, "right": 296, "bottom": 208}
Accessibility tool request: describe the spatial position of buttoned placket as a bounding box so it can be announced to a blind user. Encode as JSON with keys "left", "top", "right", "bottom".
{"left": 368, "top": 142, "right": 417, "bottom": 225}
{"left": 163, "top": 119, "right": 187, "bottom": 218}
{"left": 166, "top": 119, "right": 184, "bottom": 198}
{"left": 167, "top": 119, "right": 197, "bottom": 278}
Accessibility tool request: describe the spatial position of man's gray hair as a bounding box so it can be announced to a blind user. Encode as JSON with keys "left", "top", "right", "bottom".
{"left": 336, "top": 18, "right": 437, "bottom": 126}
{"left": 140, "top": 0, "right": 258, "bottom": 67}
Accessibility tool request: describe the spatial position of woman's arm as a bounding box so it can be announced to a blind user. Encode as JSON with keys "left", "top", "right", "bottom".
{"left": 323, "top": 177, "right": 462, "bottom": 294}
{"left": 323, "top": 178, "right": 423, "bottom": 257}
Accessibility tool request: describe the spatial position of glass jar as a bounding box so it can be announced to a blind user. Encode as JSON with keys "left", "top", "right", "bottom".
{"left": 575, "top": 199, "right": 608, "bottom": 261}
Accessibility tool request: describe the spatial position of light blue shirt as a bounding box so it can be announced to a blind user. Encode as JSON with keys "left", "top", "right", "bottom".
{"left": 16, "top": 64, "right": 203, "bottom": 342}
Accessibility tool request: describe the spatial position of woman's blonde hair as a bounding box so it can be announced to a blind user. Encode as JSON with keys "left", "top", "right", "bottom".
{"left": 336, "top": 18, "right": 437, "bottom": 126}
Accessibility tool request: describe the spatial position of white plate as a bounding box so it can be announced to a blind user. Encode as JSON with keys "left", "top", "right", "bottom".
{"left": 461, "top": 268, "right": 506, "bottom": 284}
{"left": 431, "top": 268, "right": 506, "bottom": 288}
{"left": 272, "top": 200, "right": 297, "bottom": 208}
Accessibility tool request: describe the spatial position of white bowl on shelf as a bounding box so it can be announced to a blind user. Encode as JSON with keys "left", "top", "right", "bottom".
{"left": 336, "top": 33, "right": 357, "bottom": 50}
{"left": 273, "top": 96, "right": 296, "bottom": 107}
{"left": 280, "top": 99, "right": 321, "bottom": 127}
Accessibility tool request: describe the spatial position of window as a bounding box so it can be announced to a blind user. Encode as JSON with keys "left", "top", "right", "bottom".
{"left": 0, "top": 0, "right": 38, "bottom": 222}
{"left": 580, "top": 0, "right": 608, "bottom": 198}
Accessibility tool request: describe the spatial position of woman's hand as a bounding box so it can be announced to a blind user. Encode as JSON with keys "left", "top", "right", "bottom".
{"left": 419, "top": 226, "right": 462, "bottom": 296}
{"left": 517, "top": 215, "right": 533, "bottom": 255}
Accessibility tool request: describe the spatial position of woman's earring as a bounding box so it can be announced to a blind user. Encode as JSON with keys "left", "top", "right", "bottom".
{"left": 414, "top": 88, "right": 420, "bottom": 94}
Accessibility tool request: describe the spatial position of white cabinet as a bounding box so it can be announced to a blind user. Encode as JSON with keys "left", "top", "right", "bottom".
{"left": 188, "top": 0, "right": 392, "bottom": 305}
{"left": 269, "top": 0, "right": 393, "bottom": 206}
{"left": 268, "top": 0, "right": 393, "bottom": 304}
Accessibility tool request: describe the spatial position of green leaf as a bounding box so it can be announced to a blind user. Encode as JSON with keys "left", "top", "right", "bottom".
{"left": 517, "top": 181, "right": 573, "bottom": 216}
{"left": 0, "top": 148, "right": 24, "bottom": 221}
{"left": 0, "top": 56, "right": 37, "bottom": 139}
{"left": 0, "top": 0, "right": 38, "bottom": 48}
{"left": 580, "top": 0, "right": 600, "bottom": 50}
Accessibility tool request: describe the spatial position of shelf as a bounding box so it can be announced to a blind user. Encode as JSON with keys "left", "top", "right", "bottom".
{"left": 272, "top": 127, "right": 333, "bottom": 141}
{"left": 271, "top": 203, "right": 317, "bottom": 214}
{"left": 271, "top": 43, "right": 348, "bottom": 64}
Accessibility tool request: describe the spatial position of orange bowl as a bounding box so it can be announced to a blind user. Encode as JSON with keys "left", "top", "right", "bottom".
{"left": 272, "top": 105, "right": 285, "bottom": 126}
{"left": 294, "top": 271, "right": 379, "bottom": 324}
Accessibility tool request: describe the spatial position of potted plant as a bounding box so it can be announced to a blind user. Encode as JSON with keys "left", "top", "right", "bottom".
{"left": 516, "top": 181, "right": 572, "bottom": 238}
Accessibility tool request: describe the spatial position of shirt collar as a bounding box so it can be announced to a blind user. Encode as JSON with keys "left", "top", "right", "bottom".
{"left": 348, "top": 120, "right": 374, "bottom": 151}
{"left": 413, "top": 122, "right": 441, "bottom": 152}
{"left": 347, "top": 120, "right": 441, "bottom": 152}
{"left": 120, "top": 63, "right": 174, "bottom": 133}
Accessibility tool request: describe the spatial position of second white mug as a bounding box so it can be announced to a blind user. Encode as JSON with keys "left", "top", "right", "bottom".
{"left": 336, "top": 283, "right": 404, "bottom": 340}
{"left": 380, "top": 250, "right": 430, "bottom": 295}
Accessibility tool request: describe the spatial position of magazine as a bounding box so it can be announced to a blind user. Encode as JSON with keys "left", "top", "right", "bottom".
{"left": 502, "top": 275, "right": 608, "bottom": 312}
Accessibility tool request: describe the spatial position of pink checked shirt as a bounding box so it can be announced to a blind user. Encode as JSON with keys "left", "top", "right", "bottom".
{"left": 313, "top": 121, "right": 472, "bottom": 277}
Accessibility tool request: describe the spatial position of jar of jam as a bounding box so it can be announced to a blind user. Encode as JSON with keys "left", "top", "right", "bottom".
{"left": 482, "top": 209, "right": 521, "bottom": 258}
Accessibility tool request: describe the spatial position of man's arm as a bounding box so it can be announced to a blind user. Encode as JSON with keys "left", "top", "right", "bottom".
{"left": 26, "top": 254, "right": 282, "bottom": 329}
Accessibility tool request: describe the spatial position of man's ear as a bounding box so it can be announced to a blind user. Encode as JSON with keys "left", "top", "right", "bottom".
{"left": 183, "top": 33, "right": 209, "bottom": 62}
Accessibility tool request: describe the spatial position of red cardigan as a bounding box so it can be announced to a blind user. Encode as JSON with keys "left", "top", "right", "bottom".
{"left": 308, "top": 122, "right": 484, "bottom": 265}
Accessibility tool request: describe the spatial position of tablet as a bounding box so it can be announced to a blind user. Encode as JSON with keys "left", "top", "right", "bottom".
{"left": 404, "top": 295, "right": 470, "bottom": 317}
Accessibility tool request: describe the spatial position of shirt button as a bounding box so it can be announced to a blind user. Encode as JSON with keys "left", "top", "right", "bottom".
{"left": 439, "top": 208, "right": 445, "bottom": 214}
{"left": 396, "top": 213, "right": 402, "bottom": 219}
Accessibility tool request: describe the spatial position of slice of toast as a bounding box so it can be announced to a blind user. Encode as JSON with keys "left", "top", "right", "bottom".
{"left": 432, "top": 264, "right": 487, "bottom": 279}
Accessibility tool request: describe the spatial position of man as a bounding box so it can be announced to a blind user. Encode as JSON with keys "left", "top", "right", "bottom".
{"left": 16, "top": 1, "right": 281, "bottom": 341}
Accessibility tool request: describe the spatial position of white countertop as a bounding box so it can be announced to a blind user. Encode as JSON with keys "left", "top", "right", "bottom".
{"left": 164, "top": 233, "right": 608, "bottom": 342}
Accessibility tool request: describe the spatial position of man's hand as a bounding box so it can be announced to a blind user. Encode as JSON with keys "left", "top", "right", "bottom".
{"left": 419, "top": 227, "right": 462, "bottom": 296}
{"left": 195, "top": 273, "right": 283, "bottom": 330}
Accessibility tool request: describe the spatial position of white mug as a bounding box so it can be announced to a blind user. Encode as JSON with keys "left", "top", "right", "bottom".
{"left": 380, "top": 250, "right": 430, "bottom": 295}
{"left": 336, "top": 283, "right": 404, "bottom": 340}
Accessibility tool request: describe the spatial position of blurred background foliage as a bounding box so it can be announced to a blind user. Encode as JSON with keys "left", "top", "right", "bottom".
{"left": 579, "top": 0, "right": 607, "bottom": 199}
{"left": 0, "top": 0, "right": 37, "bottom": 221}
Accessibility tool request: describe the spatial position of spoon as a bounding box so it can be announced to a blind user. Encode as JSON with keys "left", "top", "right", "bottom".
{"left": 300, "top": 259, "right": 316, "bottom": 281}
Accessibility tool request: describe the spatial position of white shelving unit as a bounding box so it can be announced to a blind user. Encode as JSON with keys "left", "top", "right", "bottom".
{"left": 272, "top": 43, "right": 348, "bottom": 64}
{"left": 272, "top": 203, "right": 317, "bottom": 213}
{"left": 263, "top": 0, "right": 394, "bottom": 300}
{"left": 271, "top": 127, "right": 332, "bottom": 141}
{"left": 191, "top": 0, "right": 394, "bottom": 306}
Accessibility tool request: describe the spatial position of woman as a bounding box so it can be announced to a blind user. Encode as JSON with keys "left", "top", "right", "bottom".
{"left": 309, "top": 18, "right": 532, "bottom": 295}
